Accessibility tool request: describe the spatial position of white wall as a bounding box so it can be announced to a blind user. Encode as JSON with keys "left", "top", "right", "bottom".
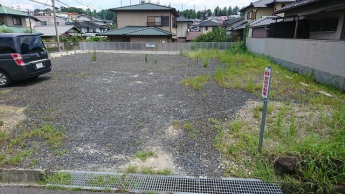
{"left": 247, "top": 38, "right": 345, "bottom": 90}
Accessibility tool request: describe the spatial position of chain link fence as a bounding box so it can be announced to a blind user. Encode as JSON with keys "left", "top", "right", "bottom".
{"left": 79, "top": 42, "right": 233, "bottom": 51}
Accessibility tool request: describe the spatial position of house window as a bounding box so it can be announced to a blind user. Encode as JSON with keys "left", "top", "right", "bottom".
{"left": 41, "top": 21, "right": 47, "bottom": 26}
{"left": 172, "top": 17, "right": 176, "bottom": 27}
{"left": 205, "top": 26, "right": 208, "bottom": 31}
{"left": 311, "top": 17, "right": 339, "bottom": 32}
{"left": 0, "top": 16, "right": 4, "bottom": 25}
{"left": 57, "top": 22, "right": 60, "bottom": 25}
{"left": 281, "top": 4, "right": 286, "bottom": 8}
{"left": 247, "top": 11, "right": 253, "bottom": 20}
{"left": 12, "top": 16, "right": 22, "bottom": 25}
{"left": 162, "top": 16, "right": 169, "bottom": 26}
{"left": 147, "top": 16, "right": 169, "bottom": 27}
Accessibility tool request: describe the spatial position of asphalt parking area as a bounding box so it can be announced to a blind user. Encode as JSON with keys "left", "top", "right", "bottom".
{"left": 0, "top": 53, "right": 255, "bottom": 177}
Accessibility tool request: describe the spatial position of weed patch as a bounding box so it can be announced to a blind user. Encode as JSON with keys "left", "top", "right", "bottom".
{"left": 91, "top": 51, "right": 97, "bottom": 61}
{"left": 134, "top": 150, "right": 157, "bottom": 161}
{"left": 182, "top": 74, "right": 210, "bottom": 91}
{"left": 186, "top": 49, "right": 345, "bottom": 192}
{"left": 0, "top": 124, "right": 66, "bottom": 167}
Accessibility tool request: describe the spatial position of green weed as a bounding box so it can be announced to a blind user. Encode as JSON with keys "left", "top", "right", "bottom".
{"left": 182, "top": 74, "right": 210, "bottom": 91}
{"left": 91, "top": 51, "right": 97, "bottom": 61}
{"left": 134, "top": 150, "right": 156, "bottom": 161}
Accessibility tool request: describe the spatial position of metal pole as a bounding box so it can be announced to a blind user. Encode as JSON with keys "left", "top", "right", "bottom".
{"left": 27, "top": 10, "right": 32, "bottom": 33}
{"left": 52, "top": 0, "right": 61, "bottom": 52}
{"left": 258, "top": 66, "right": 272, "bottom": 153}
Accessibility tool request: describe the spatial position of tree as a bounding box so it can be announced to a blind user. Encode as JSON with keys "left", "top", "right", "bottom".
{"left": 227, "top": 6, "right": 233, "bottom": 16}
{"left": 193, "top": 27, "right": 232, "bottom": 42}
{"left": 214, "top": 6, "right": 220, "bottom": 16}
{"left": 221, "top": 6, "right": 227, "bottom": 16}
{"left": 34, "top": 9, "right": 40, "bottom": 15}
{"left": 233, "top": 6, "right": 239, "bottom": 15}
{"left": 206, "top": 9, "right": 212, "bottom": 17}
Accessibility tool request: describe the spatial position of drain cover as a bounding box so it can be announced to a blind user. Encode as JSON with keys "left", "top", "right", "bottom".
{"left": 47, "top": 170, "right": 283, "bottom": 194}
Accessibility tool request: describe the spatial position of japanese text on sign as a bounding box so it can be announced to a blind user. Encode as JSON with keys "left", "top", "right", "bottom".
{"left": 262, "top": 67, "right": 271, "bottom": 98}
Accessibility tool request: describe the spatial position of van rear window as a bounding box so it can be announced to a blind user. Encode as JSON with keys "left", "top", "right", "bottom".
{"left": 0, "top": 38, "right": 16, "bottom": 54}
{"left": 17, "top": 36, "right": 45, "bottom": 54}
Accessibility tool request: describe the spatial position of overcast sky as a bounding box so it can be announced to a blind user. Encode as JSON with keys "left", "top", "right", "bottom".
{"left": 2, "top": 0, "right": 252, "bottom": 12}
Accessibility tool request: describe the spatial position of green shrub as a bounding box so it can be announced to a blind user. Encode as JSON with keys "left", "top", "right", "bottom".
{"left": 193, "top": 27, "right": 232, "bottom": 42}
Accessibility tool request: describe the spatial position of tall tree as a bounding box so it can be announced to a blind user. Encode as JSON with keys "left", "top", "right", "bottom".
{"left": 227, "top": 6, "right": 233, "bottom": 16}
{"left": 214, "top": 6, "right": 220, "bottom": 16}
{"left": 221, "top": 6, "right": 227, "bottom": 16}
{"left": 206, "top": 9, "right": 212, "bottom": 17}
{"left": 233, "top": 6, "right": 239, "bottom": 15}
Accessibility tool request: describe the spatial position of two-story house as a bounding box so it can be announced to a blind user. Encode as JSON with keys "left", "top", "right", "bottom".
{"left": 230, "top": 0, "right": 296, "bottom": 40}
{"left": 0, "top": 5, "right": 40, "bottom": 33}
{"left": 98, "top": 2, "right": 178, "bottom": 42}
{"left": 240, "top": 0, "right": 296, "bottom": 23}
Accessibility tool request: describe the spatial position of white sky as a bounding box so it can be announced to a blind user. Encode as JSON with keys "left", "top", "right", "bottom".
{"left": 2, "top": 0, "right": 252, "bottom": 12}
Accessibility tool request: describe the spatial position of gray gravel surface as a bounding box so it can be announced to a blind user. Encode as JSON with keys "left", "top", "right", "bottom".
{"left": 1, "top": 53, "right": 255, "bottom": 177}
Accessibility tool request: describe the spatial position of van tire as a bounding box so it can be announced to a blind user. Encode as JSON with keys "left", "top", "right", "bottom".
{"left": 0, "top": 70, "right": 12, "bottom": 87}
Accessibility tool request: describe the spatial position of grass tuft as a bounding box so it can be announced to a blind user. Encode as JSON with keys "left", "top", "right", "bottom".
{"left": 134, "top": 150, "right": 156, "bottom": 161}
{"left": 182, "top": 74, "right": 210, "bottom": 91}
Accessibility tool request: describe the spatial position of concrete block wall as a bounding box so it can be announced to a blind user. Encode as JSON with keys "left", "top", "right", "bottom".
{"left": 246, "top": 38, "right": 345, "bottom": 91}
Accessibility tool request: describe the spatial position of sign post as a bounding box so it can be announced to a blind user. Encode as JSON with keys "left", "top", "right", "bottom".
{"left": 258, "top": 66, "right": 272, "bottom": 153}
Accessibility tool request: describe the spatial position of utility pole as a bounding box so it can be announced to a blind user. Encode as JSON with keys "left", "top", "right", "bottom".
{"left": 182, "top": 3, "right": 183, "bottom": 11}
{"left": 27, "top": 9, "right": 33, "bottom": 33}
{"left": 51, "top": 0, "right": 61, "bottom": 52}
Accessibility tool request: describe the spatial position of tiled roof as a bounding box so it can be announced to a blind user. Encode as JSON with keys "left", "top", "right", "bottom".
{"left": 240, "top": 0, "right": 296, "bottom": 11}
{"left": 275, "top": 0, "right": 320, "bottom": 13}
{"left": 224, "top": 17, "right": 244, "bottom": 25}
{"left": 177, "top": 17, "right": 193, "bottom": 22}
{"left": 0, "top": 5, "right": 28, "bottom": 17}
{"left": 34, "top": 25, "right": 79, "bottom": 36}
{"left": 110, "top": 3, "right": 178, "bottom": 16}
{"left": 198, "top": 20, "right": 222, "bottom": 27}
{"left": 72, "top": 21, "right": 106, "bottom": 29}
{"left": 249, "top": 16, "right": 283, "bottom": 27}
{"left": 0, "top": 24, "right": 41, "bottom": 34}
{"left": 97, "top": 26, "right": 172, "bottom": 36}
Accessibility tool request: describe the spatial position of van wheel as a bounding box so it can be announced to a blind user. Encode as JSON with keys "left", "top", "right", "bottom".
{"left": 0, "top": 71, "right": 11, "bottom": 87}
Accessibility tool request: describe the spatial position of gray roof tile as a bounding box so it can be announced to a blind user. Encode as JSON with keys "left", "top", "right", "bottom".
{"left": 275, "top": 0, "right": 320, "bottom": 13}
{"left": 97, "top": 26, "right": 172, "bottom": 36}
{"left": 110, "top": 3, "right": 178, "bottom": 16}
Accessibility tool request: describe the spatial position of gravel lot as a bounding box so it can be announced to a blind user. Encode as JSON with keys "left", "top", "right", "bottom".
{"left": 1, "top": 53, "right": 255, "bottom": 177}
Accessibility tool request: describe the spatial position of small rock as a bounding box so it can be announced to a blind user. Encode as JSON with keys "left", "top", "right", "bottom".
{"left": 274, "top": 156, "right": 299, "bottom": 174}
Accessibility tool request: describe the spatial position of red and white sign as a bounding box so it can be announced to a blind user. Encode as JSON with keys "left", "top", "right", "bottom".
{"left": 262, "top": 67, "right": 271, "bottom": 98}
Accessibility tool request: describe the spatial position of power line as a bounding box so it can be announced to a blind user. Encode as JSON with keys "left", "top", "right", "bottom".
{"left": 56, "top": 0, "right": 71, "bottom": 7}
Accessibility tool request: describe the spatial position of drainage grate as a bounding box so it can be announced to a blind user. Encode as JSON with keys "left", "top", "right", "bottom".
{"left": 47, "top": 170, "right": 283, "bottom": 194}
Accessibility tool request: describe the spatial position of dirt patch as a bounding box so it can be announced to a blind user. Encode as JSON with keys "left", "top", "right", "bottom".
{"left": 0, "top": 105, "right": 26, "bottom": 132}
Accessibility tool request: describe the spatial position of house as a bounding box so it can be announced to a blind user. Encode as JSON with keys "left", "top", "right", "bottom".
{"left": 77, "top": 14, "right": 113, "bottom": 29}
{"left": 198, "top": 20, "right": 222, "bottom": 34}
{"left": 224, "top": 16, "right": 245, "bottom": 35}
{"left": 270, "top": 0, "right": 345, "bottom": 40}
{"left": 176, "top": 17, "right": 193, "bottom": 42}
{"left": 34, "top": 25, "right": 81, "bottom": 40}
{"left": 240, "top": 0, "right": 296, "bottom": 23}
{"left": 230, "top": 0, "right": 296, "bottom": 40}
{"left": 0, "top": 4, "right": 40, "bottom": 33}
{"left": 72, "top": 21, "right": 107, "bottom": 36}
{"left": 246, "top": 0, "right": 345, "bottom": 91}
{"left": 34, "top": 15, "right": 68, "bottom": 26}
{"left": 67, "top": 13, "right": 79, "bottom": 21}
{"left": 97, "top": 2, "right": 179, "bottom": 42}
{"left": 248, "top": 16, "right": 279, "bottom": 38}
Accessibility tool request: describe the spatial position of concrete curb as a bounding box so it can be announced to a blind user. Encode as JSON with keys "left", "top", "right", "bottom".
{"left": 0, "top": 169, "right": 46, "bottom": 186}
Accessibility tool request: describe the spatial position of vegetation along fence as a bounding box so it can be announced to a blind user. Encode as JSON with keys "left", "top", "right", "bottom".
{"left": 79, "top": 42, "right": 233, "bottom": 51}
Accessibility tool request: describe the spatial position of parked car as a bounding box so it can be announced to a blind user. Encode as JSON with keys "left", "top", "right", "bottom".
{"left": 0, "top": 33, "right": 52, "bottom": 87}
